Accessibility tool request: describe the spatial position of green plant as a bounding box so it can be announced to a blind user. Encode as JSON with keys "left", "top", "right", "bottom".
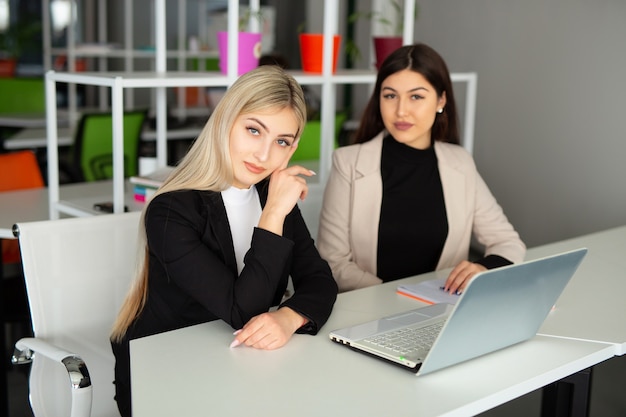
{"left": 345, "top": 1, "right": 419, "bottom": 64}
{"left": 0, "top": 26, "right": 20, "bottom": 59}
{"left": 349, "top": 0, "right": 419, "bottom": 37}
{"left": 238, "top": 7, "right": 264, "bottom": 32}
{"left": 0, "top": 19, "right": 42, "bottom": 59}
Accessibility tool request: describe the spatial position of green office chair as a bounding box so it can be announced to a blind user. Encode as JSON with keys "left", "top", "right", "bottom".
{"left": 291, "top": 112, "right": 347, "bottom": 162}
{"left": 67, "top": 110, "right": 147, "bottom": 182}
{"left": 0, "top": 78, "right": 46, "bottom": 114}
{"left": 0, "top": 78, "right": 46, "bottom": 145}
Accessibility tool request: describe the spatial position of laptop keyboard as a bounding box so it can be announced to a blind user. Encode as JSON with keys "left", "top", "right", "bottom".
{"left": 364, "top": 321, "right": 445, "bottom": 355}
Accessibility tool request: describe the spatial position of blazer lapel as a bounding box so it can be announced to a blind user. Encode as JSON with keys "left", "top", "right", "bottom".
{"left": 435, "top": 143, "right": 468, "bottom": 269}
{"left": 204, "top": 191, "right": 238, "bottom": 274}
{"left": 352, "top": 133, "right": 385, "bottom": 275}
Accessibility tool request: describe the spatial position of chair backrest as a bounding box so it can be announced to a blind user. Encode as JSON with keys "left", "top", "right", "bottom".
{"left": 0, "top": 150, "right": 45, "bottom": 264}
{"left": 15, "top": 212, "right": 141, "bottom": 417}
{"left": 0, "top": 150, "right": 45, "bottom": 192}
{"left": 291, "top": 112, "right": 347, "bottom": 162}
{"left": 0, "top": 78, "right": 46, "bottom": 114}
{"left": 72, "top": 111, "right": 147, "bottom": 182}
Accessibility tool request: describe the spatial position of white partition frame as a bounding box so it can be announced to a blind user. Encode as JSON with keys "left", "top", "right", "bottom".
{"left": 44, "top": 0, "right": 476, "bottom": 219}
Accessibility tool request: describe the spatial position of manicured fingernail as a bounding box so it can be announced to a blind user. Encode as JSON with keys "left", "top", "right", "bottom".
{"left": 233, "top": 329, "right": 242, "bottom": 336}
{"left": 309, "top": 170, "right": 316, "bottom": 175}
{"left": 230, "top": 339, "right": 241, "bottom": 348}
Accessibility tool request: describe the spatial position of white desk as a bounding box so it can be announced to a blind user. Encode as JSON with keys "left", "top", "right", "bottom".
{"left": 141, "top": 126, "right": 202, "bottom": 142}
{"left": 2, "top": 125, "right": 203, "bottom": 150}
{"left": 0, "top": 181, "right": 144, "bottom": 239}
{"left": 362, "top": 226, "right": 626, "bottom": 356}
{"left": 3, "top": 127, "right": 73, "bottom": 149}
{"left": 0, "top": 111, "right": 70, "bottom": 129}
{"left": 130, "top": 272, "right": 615, "bottom": 417}
{"left": 526, "top": 226, "right": 626, "bottom": 355}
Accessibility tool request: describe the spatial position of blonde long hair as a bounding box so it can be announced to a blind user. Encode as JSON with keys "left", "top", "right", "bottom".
{"left": 111, "top": 66, "right": 307, "bottom": 342}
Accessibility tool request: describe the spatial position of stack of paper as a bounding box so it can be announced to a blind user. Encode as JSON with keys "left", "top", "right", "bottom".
{"left": 129, "top": 166, "right": 175, "bottom": 203}
{"left": 397, "top": 278, "right": 462, "bottom": 305}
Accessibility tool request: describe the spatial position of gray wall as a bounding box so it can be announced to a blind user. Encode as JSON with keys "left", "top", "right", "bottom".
{"left": 108, "top": 0, "right": 626, "bottom": 247}
{"left": 413, "top": 0, "right": 626, "bottom": 247}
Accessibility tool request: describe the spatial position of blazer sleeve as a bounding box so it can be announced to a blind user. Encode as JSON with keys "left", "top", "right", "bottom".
{"left": 280, "top": 204, "right": 338, "bottom": 334}
{"left": 471, "top": 170, "right": 527, "bottom": 264}
{"left": 145, "top": 191, "right": 296, "bottom": 330}
{"left": 317, "top": 149, "right": 382, "bottom": 292}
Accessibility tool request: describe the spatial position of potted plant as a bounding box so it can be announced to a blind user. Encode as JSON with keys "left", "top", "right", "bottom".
{"left": 217, "top": 7, "right": 264, "bottom": 76}
{"left": 0, "top": 19, "right": 42, "bottom": 77}
{"left": 0, "top": 25, "right": 21, "bottom": 77}
{"left": 297, "top": 22, "right": 341, "bottom": 74}
{"left": 347, "top": 1, "right": 419, "bottom": 69}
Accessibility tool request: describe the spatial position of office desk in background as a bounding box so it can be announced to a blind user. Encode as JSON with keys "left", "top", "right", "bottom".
{"left": 0, "top": 181, "right": 144, "bottom": 239}
{"left": 0, "top": 111, "right": 70, "bottom": 129}
{"left": 2, "top": 127, "right": 73, "bottom": 149}
{"left": 3, "top": 125, "right": 203, "bottom": 151}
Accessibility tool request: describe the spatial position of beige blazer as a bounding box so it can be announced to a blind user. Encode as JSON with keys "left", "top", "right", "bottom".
{"left": 317, "top": 133, "right": 526, "bottom": 292}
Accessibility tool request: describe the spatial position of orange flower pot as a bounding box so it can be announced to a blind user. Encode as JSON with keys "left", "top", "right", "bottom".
{"left": 299, "top": 33, "right": 341, "bottom": 74}
{"left": 0, "top": 58, "right": 17, "bottom": 77}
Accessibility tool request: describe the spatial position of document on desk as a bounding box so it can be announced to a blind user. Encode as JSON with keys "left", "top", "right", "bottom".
{"left": 397, "top": 278, "right": 461, "bottom": 305}
{"left": 129, "top": 166, "right": 175, "bottom": 188}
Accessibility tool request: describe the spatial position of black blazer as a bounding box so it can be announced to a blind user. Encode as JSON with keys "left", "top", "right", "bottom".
{"left": 112, "top": 181, "right": 337, "bottom": 417}
{"left": 125, "top": 180, "right": 337, "bottom": 341}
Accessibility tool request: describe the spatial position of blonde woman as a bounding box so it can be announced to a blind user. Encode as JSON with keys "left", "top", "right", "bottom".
{"left": 110, "top": 66, "right": 337, "bottom": 417}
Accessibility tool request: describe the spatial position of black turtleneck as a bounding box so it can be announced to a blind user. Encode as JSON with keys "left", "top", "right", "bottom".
{"left": 377, "top": 135, "right": 448, "bottom": 281}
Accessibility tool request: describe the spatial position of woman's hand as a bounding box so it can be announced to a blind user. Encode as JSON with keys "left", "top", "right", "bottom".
{"left": 259, "top": 161, "right": 315, "bottom": 236}
{"left": 443, "top": 261, "right": 487, "bottom": 295}
{"left": 230, "top": 307, "right": 308, "bottom": 350}
{"left": 265, "top": 164, "right": 314, "bottom": 215}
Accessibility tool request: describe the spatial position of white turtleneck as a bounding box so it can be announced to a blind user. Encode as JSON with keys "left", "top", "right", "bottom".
{"left": 221, "top": 186, "right": 262, "bottom": 274}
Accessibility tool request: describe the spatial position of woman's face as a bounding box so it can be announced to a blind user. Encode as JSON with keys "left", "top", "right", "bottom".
{"left": 229, "top": 107, "right": 300, "bottom": 189}
{"left": 379, "top": 69, "right": 446, "bottom": 149}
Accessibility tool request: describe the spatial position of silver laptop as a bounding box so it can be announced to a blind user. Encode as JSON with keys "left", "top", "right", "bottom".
{"left": 329, "top": 248, "right": 587, "bottom": 375}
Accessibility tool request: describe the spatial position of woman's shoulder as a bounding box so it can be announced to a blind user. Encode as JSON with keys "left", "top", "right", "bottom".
{"left": 148, "top": 189, "right": 220, "bottom": 218}
{"left": 151, "top": 188, "right": 214, "bottom": 203}
{"left": 333, "top": 132, "right": 384, "bottom": 164}
{"left": 434, "top": 141, "right": 475, "bottom": 167}
{"left": 333, "top": 142, "right": 363, "bottom": 159}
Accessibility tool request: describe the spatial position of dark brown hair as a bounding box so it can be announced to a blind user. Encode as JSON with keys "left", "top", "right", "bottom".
{"left": 352, "top": 43, "right": 460, "bottom": 145}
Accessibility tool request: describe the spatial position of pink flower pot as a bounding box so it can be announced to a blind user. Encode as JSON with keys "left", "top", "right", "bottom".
{"left": 217, "top": 31, "right": 263, "bottom": 76}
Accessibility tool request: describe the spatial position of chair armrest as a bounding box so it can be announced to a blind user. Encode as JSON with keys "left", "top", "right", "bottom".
{"left": 13, "top": 337, "right": 93, "bottom": 417}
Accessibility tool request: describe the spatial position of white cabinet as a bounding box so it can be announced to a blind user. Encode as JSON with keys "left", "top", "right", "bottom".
{"left": 45, "top": 0, "right": 475, "bottom": 219}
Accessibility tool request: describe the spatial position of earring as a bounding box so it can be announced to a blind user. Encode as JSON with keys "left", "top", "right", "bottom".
{"left": 437, "top": 108, "right": 443, "bottom": 114}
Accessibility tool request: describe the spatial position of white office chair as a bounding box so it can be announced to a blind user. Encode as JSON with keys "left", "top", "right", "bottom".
{"left": 11, "top": 212, "right": 142, "bottom": 417}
